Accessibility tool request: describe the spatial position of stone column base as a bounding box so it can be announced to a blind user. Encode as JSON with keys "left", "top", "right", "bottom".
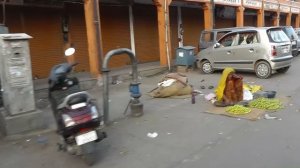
{"left": 0, "top": 108, "right": 46, "bottom": 136}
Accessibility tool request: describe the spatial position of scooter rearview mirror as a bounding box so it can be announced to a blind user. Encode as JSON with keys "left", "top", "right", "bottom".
{"left": 65, "top": 47, "right": 75, "bottom": 56}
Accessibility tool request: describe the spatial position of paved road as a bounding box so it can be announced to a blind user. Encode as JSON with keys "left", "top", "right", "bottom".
{"left": 1, "top": 57, "right": 300, "bottom": 168}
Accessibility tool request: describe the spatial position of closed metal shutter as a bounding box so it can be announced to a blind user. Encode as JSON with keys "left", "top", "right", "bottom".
{"left": 244, "top": 15, "right": 257, "bottom": 27}
{"left": 215, "top": 17, "right": 235, "bottom": 28}
{"left": 292, "top": 15, "right": 296, "bottom": 28}
{"left": 5, "top": 6, "right": 23, "bottom": 33}
{"left": 244, "top": 9, "right": 258, "bottom": 27}
{"left": 6, "top": 7, "right": 64, "bottom": 79}
{"left": 100, "top": 5, "right": 131, "bottom": 68}
{"left": 182, "top": 7, "right": 204, "bottom": 48}
{"left": 264, "top": 12, "right": 273, "bottom": 27}
{"left": 67, "top": 5, "right": 90, "bottom": 72}
{"left": 133, "top": 4, "right": 159, "bottom": 63}
{"left": 280, "top": 14, "right": 287, "bottom": 26}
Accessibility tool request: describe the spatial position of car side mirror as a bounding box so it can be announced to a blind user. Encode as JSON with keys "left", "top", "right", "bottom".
{"left": 214, "top": 43, "right": 221, "bottom": 48}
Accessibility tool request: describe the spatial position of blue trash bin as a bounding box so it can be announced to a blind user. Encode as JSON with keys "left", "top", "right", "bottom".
{"left": 175, "top": 46, "right": 196, "bottom": 67}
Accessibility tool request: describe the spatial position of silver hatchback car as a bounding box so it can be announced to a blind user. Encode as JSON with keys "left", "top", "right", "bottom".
{"left": 196, "top": 27, "right": 293, "bottom": 78}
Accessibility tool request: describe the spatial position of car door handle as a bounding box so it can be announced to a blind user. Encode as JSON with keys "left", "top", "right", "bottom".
{"left": 227, "top": 51, "right": 232, "bottom": 55}
{"left": 249, "top": 48, "right": 254, "bottom": 53}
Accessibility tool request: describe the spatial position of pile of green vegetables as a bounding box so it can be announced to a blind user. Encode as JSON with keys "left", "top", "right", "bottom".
{"left": 249, "top": 97, "right": 283, "bottom": 110}
{"left": 225, "top": 98, "right": 283, "bottom": 115}
{"left": 226, "top": 105, "right": 251, "bottom": 115}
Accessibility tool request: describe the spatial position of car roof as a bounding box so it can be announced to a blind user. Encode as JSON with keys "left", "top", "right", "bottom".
{"left": 202, "top": 26, "right": 255, "bottom": 32}
{"left": 227, "top": 27, "right": 287, "bottom": 33}
{"left": 274, "top": 26, "right": 293, "bottom": 28}
{"left": 226, "top": 27, "right": 262, "bottom": 32}
{"left": 264, "top": 26, "right": 296, "bottom": 31}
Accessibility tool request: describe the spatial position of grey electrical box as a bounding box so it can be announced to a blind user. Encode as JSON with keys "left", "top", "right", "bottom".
{"left": 0, "top": 33, "right": 35, "bottom": 115}
{"left": 175, "top": 46, "right": 196, "bottom": 66}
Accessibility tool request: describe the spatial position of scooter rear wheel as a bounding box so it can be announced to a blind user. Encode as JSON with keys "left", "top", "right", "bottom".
{"left": 81, "top": 142, "right": 97, "bottom": 166}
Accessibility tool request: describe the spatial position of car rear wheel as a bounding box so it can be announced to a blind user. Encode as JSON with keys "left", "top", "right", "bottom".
{"left": 255, "top": 61, "right": 272, "bottom": 79}
{"left": 277, "top": 66, "right": 290, "bottom": 73}
{"left": 200, "top": 60, "right": 214, "bottom": 74}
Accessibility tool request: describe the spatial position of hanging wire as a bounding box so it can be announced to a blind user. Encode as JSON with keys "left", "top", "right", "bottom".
{"left": 2, "top": 0, "right": 6, "bottom": 25}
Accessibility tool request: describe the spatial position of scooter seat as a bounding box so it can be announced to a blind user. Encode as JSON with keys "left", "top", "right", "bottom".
{"left": 67, "top": 95, "right": 88, "bottom": 106}
{"left": 56, "top": 91, "right": 92, "bottom": 109}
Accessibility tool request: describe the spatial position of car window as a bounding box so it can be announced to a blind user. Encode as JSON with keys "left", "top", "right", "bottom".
{"left": 267, "top": 29, "right": 290, "bottom": 43}
{"left": 201, "top": 31, "right": 214, "bottom": 42}
{"left": 218, "top": 33, "right": 238, "bottom": 47}
{"left": 216, "top": 31, "right": 231, "bottom": 40}
{"left": 237, "top": 32, "right": 259, "bottom": 45}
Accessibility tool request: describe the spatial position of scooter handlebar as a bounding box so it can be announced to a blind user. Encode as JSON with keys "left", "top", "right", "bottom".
{"left": 71, "top": 62, "right": 79, "bottom": 67}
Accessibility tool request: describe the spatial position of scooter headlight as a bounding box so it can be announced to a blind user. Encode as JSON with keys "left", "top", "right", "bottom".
{"left": 91, "top": 106, "right": 99, "bottom": 119}
{"left": 62, "top": 114, "right": 75, "bottom": 127}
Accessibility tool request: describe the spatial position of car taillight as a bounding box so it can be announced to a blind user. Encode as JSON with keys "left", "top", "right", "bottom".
{"left": 271, "top": 45, "right": 277, "bottom": 57}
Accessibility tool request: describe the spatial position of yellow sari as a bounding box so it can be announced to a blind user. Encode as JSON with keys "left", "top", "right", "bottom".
{"left": 215, "top": 67, "right": 235, "bottom": 101}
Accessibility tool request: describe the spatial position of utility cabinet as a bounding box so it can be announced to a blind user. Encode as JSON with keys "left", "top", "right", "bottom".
{"left": 0, "top": 33, "right": 35, "bottom": 115}
{"left": 175, "top": 46, "right": 196, "bottom": 67}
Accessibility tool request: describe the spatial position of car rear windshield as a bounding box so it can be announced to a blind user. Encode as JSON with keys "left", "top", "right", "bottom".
{"left": 267, "top": 29, "right": 290, "bottom": 43}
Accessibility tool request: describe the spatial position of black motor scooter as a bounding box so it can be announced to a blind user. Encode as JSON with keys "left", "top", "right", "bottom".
{"left": 48, "top": 62, "right": 106, "bottom": 165}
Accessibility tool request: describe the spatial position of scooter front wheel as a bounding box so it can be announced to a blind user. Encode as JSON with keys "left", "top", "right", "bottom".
{"left": 81, "top": 142, "right": 97, "bottom": 166}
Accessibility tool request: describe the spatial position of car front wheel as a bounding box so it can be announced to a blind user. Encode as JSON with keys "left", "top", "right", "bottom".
{"left": 200, "top": 60, "right": 214, "bottom": 74}
{"left": 255, "top": 61, "right": 272, "bottom": 79}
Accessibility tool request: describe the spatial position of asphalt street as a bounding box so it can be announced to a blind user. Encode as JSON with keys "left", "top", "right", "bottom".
{"left": 1, "top": 57, "right": 300, "bottom": 168}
